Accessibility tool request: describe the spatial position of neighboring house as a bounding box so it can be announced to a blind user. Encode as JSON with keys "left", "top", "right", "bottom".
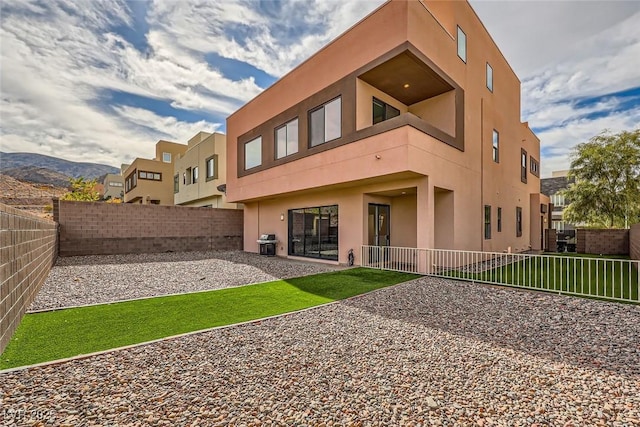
{"left": 102, "top": 173, "right": 124, "bottom": 200}
{"left": 541, "top": 170, "right": 576, "bottom": 251}
{"left": 226, "top": 0, "right": 549, "bottom": 264}
{"left": 123, "top": 141, "right": 187, "bottom": 205}
{"left": 174, "top": 132, "right": 241, "bottom": 209}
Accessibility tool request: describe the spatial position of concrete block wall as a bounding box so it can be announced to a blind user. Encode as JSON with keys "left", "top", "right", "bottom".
{"left": 54, "top": 200, "right": 243, "bottom": 256}
{"left": 631, "top": 223, "right": 640, "bottom": 262}
{"left": 0, "top": 204, "right": 57, "bottom": 353}
{"left": 576, "top": 228, "right": 630, "bottom": 255}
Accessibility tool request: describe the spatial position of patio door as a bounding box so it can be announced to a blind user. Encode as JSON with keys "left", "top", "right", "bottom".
{"left": 368, "top": 204, "right": 390, "bottom": 246}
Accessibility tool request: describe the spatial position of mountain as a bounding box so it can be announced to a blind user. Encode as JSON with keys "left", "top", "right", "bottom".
{"left": 2, "top": 166, "right": 72, "bottom": 188}
{"left": 0, "top": 173, "right": 67, "bottom": 203}
{"left": 0, "top": 152, "right": 119, "bottom": 179}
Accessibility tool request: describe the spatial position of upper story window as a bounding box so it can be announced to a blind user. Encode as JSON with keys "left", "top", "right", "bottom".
{"left": 521, "top": 149, "right": 528, "bottom": 183}
{"left": 185, "top": 167, "right": 192, "bottom": 185}
{"left": 309, "top": 97, "right": 341, "bottom": 147}
{"left": 162, "top": 152, "right": 171, "bottom": 163}
{"left": 173, "top": 174, "right": 179, "bottom": 193}
{"left": 276, "top": 118, "right": 299, "bottom": 159}
{"left": 530, "top": 157, "right": 540, "bottom": 177}
{"left": 245, "top": 136, "right": 262, "bottom": 170}
{"left": 497, "top": 207, "right": 502, "bottom": 232}
{"left": 492, "top": 130, "right": 499, "bottom": 163}
{"left": 486, "top": 63, "right": 493, "bottom": 92}
{"left": 139, "top": 171, "right": 161, "bottom": 181}
{"left": 550, "top": 194, "right": 565, "bottom": 207}
{"left": 457, "top": 26, "right": 467, "bottom": 63}
{"left": 206, "top": 155, "right": 218, "bottom": 181}
{"left": 192, "top": 166, "right": 199, "bottom": 184}
{"left": 373, "top": 97, "right": 400, "bottom": 125}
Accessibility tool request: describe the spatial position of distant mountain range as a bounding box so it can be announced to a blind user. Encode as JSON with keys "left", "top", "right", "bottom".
{"left": 1, "top": 166, "right": 72, "bottom": 188}
{"left": 0, "top": 152, "right": 119, "bottom": 187}
{"left": 0, "top": 152, "right": 118, "bottom": 179}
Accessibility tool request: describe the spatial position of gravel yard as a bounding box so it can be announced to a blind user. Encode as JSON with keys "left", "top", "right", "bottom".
{"left": 4, "top": 276, "right": 640, "bottom": 425}
{"left": 29, "top": 251, "right": 344, "bottom": 311}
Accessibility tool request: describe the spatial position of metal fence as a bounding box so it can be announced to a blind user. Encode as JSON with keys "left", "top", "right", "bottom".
{"left": 361, "top": 245, "right": 640, "bottom": 304}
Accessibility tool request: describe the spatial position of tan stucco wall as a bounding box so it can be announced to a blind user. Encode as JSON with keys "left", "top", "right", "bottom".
{"left": 227, "top": 0, "right": 543, "bottom": 260}
{"left": 123, "top": 141, "right": 187, "bottom": 205}
{"left": 102, "top": 173, "right": 124, "bottom": 200}
{"left": 174, "top": 132, "right": 239, "bottom": 208}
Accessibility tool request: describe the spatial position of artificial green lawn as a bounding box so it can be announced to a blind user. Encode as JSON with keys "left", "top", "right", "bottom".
{"left": 0, "top": 268, "right": 418, "bottom": 369}
{"left": 446, "top": 253, "right": 639, "bottom": 302}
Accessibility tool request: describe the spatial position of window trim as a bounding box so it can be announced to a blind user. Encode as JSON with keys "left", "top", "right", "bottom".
{"left": 457, "top": 26, "right": 467, "bottom": 63}
{"left": 244, "top": 136, "right": 263, "bottom": 170}
{"left": 484, "top": 205, "right": 491, "bottom": 240}
{"left": 486, "top": 62, "right": 493, "bottom": 92}
{"left": 308, "top": 96, "right": 342, "bottom": 148}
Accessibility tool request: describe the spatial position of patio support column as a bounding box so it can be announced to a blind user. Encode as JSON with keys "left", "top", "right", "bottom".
{"left": 416, "top": 176, "right": 433, "bottom": 249}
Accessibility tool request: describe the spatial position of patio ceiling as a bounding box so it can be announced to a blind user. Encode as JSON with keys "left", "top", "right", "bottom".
{"left": 359, "top": 51, "right": 454, "bottom": 105}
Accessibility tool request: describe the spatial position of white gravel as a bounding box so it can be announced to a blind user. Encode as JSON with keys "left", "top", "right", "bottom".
{"left": 4, "top": 276, "right": 639, "bottom": 425}
{"left": 29, "top": 251, "right": 344, "bottom": 311}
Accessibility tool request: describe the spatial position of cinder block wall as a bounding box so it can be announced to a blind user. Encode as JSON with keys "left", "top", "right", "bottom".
{"left": 630, "top": 223, "right": 640, "bottom": 262}
{"left": 0, "top": 204, "right": 57, "bottom": 353}
{"left": 576, "top": 229, "right": 630, "bottom": 255}
{"left": 54, "top": 200, "right": 243, "bottom": 256}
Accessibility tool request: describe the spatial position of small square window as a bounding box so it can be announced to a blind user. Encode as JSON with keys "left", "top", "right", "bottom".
{"left": 139, "top": 171, "right": 147, "bottom": 179}
{"left": 162, "top": 152, "right": 171, "bottom": 163}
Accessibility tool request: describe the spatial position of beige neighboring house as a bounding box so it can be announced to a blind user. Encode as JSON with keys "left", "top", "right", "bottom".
{"left": 174, "top": 132, "right": 241, "bottom": 209}
{"left": 123, "top": 141, "right": 187, "bottom": 205}
{"left": 102, "top": 173, "right": 124, "bottom": 200}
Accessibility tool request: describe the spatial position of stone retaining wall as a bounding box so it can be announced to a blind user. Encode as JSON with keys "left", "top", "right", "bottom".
{"left": 0, "top": 204, "right": 57, "bottom": 353}
{"left": 53, "top": 200, "right": 243, "bottom": 256}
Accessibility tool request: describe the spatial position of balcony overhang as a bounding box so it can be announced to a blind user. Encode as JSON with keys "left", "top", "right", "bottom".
{"left": 359, "top": 51, "right": 454, "bottom": 105}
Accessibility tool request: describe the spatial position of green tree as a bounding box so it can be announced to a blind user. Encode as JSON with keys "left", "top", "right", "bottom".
{"left": 61, "top": 177, "right": 100, "bottom": 202}
{"left": 562, "top": 129, "right": 640, "bottom": 228}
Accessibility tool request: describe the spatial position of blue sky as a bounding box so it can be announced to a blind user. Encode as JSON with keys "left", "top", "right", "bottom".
{"left": 1, "top": 0, "right": 639, "bottom": 177}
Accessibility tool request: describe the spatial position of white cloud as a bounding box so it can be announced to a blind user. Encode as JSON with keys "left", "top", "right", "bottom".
{"left": 1, "top": 0, "right": 638, "bottom": 179}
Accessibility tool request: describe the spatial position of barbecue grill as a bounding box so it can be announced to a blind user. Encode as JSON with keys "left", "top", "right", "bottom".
{"left": 257, "top": 234, "right": 277, "bottom": 256}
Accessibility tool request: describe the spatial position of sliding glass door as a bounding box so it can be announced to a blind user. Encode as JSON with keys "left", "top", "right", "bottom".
{"left": 288, "top": 205, "right": 338, "bottom": 260}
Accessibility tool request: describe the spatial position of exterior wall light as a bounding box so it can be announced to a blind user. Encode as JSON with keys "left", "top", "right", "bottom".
{"left": 280, "top": 213, "right": 285, "bottom": 221}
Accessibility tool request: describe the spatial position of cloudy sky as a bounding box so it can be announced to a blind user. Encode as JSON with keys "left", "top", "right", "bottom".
{"left": 1, "top": 0, "right": 639, "bottom": 177}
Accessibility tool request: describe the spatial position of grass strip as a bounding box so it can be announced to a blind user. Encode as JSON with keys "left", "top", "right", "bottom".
{"left": 446, "top": 254, "right": 638, "bottom": 301}
{"left": 1, "top": 268, "right": 418, "bottom": 369}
